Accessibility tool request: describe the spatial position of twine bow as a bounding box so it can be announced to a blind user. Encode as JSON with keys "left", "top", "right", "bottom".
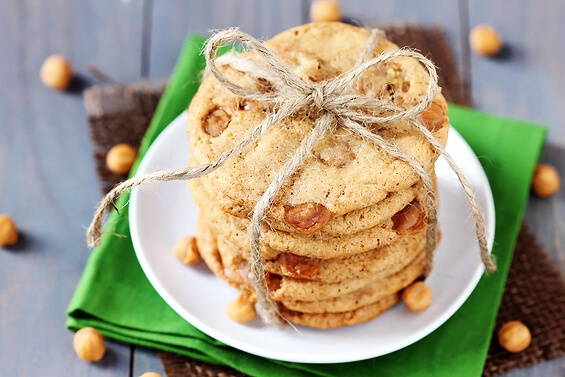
{"left": 87, "top": 28, "right": 496, "bottom": 328}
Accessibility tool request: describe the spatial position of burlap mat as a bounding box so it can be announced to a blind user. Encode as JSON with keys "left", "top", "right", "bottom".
{"left": 84, "top": 25, "right": 565, "bottom": 377}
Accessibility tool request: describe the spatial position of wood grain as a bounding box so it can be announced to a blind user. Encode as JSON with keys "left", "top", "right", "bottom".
{"left": 0, "top": 0, "right": 144, "bottom": 375}
{"left": 336, "top": 0, "right": 467, "bottom": 92}
{"left": 133, "top": 347, "right": 167, "bottom": 377}
{"left": 467, "top": 0, "right": 565, "bottom": 279}
{"left": 148, "top": 0, "right": 305, "bottom": 79}
{"left": 468, "top": 0, "right": 565, "bottom": 376}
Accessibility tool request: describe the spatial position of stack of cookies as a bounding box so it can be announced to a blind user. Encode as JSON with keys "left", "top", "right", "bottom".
{"left": 185, "top": 22, "right": 449, "bottom": 329}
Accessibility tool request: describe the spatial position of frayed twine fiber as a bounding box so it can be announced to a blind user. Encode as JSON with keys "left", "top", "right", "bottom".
{"left": 87, "top": 27, "right": 496, "bottom": 328}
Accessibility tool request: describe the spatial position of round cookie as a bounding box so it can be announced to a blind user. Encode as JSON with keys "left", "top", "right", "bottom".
{"left": 277, "top": 252, "right": 426, "bottom": 313}
{"left": 186, "top": 22, "right": 449, "bottom": 231}
{"left": 195, "top": 212, "right": 253, "bottom": 294}
{"left": 197, "top": 208, "right": 426, "bottom": 302}
{"left": 190, "top": 165, "right": 429, "bottom": 237}
{"left": 278, "top": 293, "right": 400, "bottom": 329}
{"left": 191, "top": 176, "right": 431, "bottom": 259}
{"left": 217, "top": 227, "right": 427, "bottom": 283}
{"left": 198, "top": 212, "right": 403, "bottom": 329}
{"left": 211, "top": 202, "right": 398, "bottom": 259}
{"left": 265, "top": 248, "right": 424, "bottom": 302}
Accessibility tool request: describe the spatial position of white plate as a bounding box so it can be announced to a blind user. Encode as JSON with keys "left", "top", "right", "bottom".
{"left": 130, "top": 111, "right": 495, "bottom": 364}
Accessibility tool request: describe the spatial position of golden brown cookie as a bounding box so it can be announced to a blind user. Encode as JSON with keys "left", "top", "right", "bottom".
{"left": 278, "top": 293, "right": 400, "bottom": 329}
{"left": 191, "top": 177, "right": 431, "bottom": 259}
{"left": 190, "top": 165, "right": 430, "bottom": 237}
{"left": 188, "top": 22, "right": 448, "bottom": 328}
{"left": 217, "top": 228, "right": 427, "bottom": 283}
{"left": 197, "top": 209, "right": 426, "bottom": 302}
{"left": 186, "top": 22, "right": 449, "bottom": 231}
{"left": 277, "top": 252, "right": 425, "bottom": 313}
{"left": 195, "top": 213, "right": 253, "bottom": 294}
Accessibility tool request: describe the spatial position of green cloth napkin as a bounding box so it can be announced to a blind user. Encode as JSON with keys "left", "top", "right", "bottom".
{"left": 67, "top": 34, "right": 547, "bottom": 377}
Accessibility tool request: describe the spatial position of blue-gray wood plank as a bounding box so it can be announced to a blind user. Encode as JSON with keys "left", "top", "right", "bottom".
{"left": 338, "top": 0, "right": 468, "bottom": 90}
{"left": 148, "top": 0, "right": 305, "bottom": 79}
{"left": 467, "top": 1, "right": 565, "bottom": 376}
{"left": 0, "top": 0, "right": 143, "bottom": 375}
{"left": 2, "top": 0, "right": 564, "bottom": 375}
{"left": 467, "top": 0, "right": 565, "bottom": 273}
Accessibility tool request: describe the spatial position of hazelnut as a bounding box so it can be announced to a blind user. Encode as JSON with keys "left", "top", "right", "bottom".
{"left": 532, "top": 163, "right": 561, "bottom": 197}
{"left": 402, "top": 281, "right": 433, "bottom": 313}
{"left": 0, "top": 215, "right": 18, "bottom": 247}
{"left": 498, "top": 321, "right": 531, "bottom": 353}
{"left": 310, "top": 0, "right": 342, "bottom": 22}
{"left": 469, "top": 25, "right": 503, "bottom": 57}
{"left": 106, "top": 144, "right": 137, "bottom": 175}
{"left": 73, "top": 327, "right": 106, "bottom": 362}
{"left": 226, "top": 293, "right": 257, "bottom": 323}
{"left": 173, "top": 236, "right": 201, "bottom": 265}
{"left": 139, "top": 373, "right": 163, "bottom": 377}
{"left": 40, "top": 55, "right": 74, "bottom": 90}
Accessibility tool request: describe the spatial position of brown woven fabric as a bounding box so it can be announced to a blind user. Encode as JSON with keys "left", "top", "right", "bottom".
{"left": 85, "top": 80, "right": 167, "bottom": 194}
{"left": 83, "top": 24, "right": 565, "bottom": 377}
{"left": 483, "top": 224, "right": 565, "bottom": 376}
{"left": 158, "top": 351, "right": 248, "bottom": 377}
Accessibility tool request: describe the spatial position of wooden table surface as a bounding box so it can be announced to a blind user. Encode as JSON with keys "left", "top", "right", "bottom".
{"left": 1, "top": 0, "right": 564, "bottom": 376}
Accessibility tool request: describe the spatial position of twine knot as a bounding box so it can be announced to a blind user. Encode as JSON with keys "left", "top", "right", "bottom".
{"left": 87, "top": 27, "right": 496, "bottom": 328}
{"left": 309, "top": 85, "right": 330, "bottom": 112}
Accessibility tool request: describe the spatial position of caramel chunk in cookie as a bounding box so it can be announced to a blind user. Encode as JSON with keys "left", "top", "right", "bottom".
{"left": 284, "top": 202, "right": 332, "bottom": 233}
{"left": 392, "top": 199, "right": 427, "bottom": 234}
{"left": 238, "top": 98, "right": 263, "bottom": 111}
{"left": 277, "top": 253, "right": 320, "bottom": 279}
{"left": 420, "top": 101, "right": 446, "bottom": 132}
{"left": 265, "top": 272, "right": 282, "bottom": 291}
{"left": 204, "top": 108, "right": 231, "bottom": 137}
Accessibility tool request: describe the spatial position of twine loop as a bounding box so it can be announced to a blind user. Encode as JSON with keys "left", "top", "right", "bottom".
{"left": 87, "top": 27, "right": 496, "bottom": 328}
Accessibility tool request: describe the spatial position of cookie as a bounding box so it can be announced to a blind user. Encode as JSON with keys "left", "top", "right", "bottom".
{"left": 195, "top": 212, "right": 253, "bottom": 294}
{"left": 191, "top": 176, "right": 431, "bottom": 259}
{"left": 186, "top": 22, "right": 449, "bottom": 230}
{"left": 278, "top": 293, "right": 400, "bottom": 329}
{"left": 187, "top": 22, "right": 448, "bottom": 328}
{"left": 217, "top": 227, "right": 427, "bottom": 283}
{"left": 197, "top": 195, "right": 429, "bottom": 325}
{"left": 199, "top": 212, "right": 425, "bottom": 302}
{"left": 277, "top": 252, "right": 425, "bottom": 313}
{"left": 265, "top": 248, "right": 424, "bottom": 302}
{"left": 197, "top": 204, "right": 426, "bottom": 296}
